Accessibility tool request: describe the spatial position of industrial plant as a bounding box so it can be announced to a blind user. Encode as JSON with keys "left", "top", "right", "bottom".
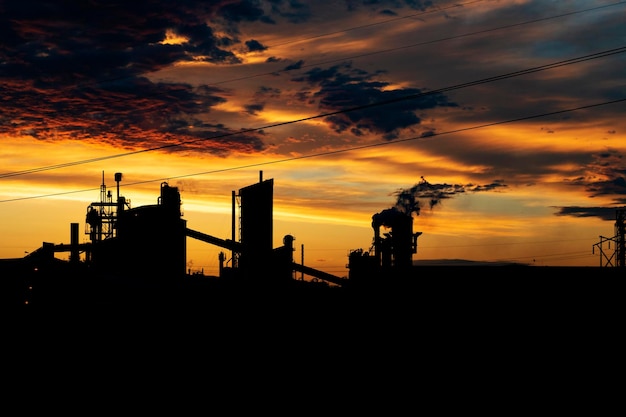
{"left": 1, "top": 171, "right": 623, "bottom": 306}
{"left": 0, "top": 171, "right": 424, "bottom": 305}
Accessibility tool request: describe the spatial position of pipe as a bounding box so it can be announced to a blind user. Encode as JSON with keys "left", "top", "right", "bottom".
{"left": 291, "top": 262, "right": 346, "bottom": 287}
{"left": 186, "top": 227, "right": 243, "bottom": 252}
{"left": 232, "top": 190, "right": 236, "bottom": 267}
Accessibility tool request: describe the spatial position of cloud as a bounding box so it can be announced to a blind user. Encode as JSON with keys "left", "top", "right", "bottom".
{"left": 293, "top": 63, "right": 457, "bottom": 140}
{"left": 0, "top": 1, "right": 457, "bottom": 151}
{"left": 269, "top": 0, "right": 312, "bottom": 24}
{"left": 558, "top": 149, "right": 626, "bottom": 201}
{"left": 554, "top": 149, "right": 626, "bottom": 220}
{"left": 218, "top": 0, "right": 275, "bottom": 26}
{"left": 0, "top": 73, "right": 266, "bottom": 154}
{"left": 244, "top": 103, "right": 265, "bottom": 115}
{"left": 245, "top": 39, "right": 268, "bottom": 52}
{"left": 346, "top": 0, "right": 434, "bottom": 13}
{"left": 553, "top": 206, "right": 624, "bottom": 221}
{"left": 1, "top": 1, "right": 247, "bottom": 74}
{"left": 284, "top": 60, "right": 305, "bottom": 71}
{"left": 0, "top": 0, "right": 282, "bottom": 153}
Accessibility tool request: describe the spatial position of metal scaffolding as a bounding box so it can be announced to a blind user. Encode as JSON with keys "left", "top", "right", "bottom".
{"left": 592, "top": 208, "right": 626, "bottom": 267}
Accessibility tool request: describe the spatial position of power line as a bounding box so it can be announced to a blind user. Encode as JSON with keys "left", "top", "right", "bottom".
{"left": 1, "top": 96, "right": 623, "bottom": 203}
{"left": 210, "top": 1, "right": 626, "bottom": 87}
{"left": 264, "top": 0, "right": 486, "bottom": 48}
{"left": 20, "top": 0, "right": 486, "bottom": 94}
{"left": 121, "top": 98, "right": 626, "bottom": 183}
{"left": 4, "top": 1, "right": 619, "bottom": 122}
{"left": 0, "top": 1, "right": 617, "bottom": 178}
{"left": 2, "top": 46, "right": 624, "bottom": 180}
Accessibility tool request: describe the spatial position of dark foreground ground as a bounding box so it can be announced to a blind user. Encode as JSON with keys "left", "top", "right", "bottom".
{"left": 2, "top": 258, "right": 622, "bottom": 310}
{"left": 4, "top": 259, "right": 620, "bottom": 411}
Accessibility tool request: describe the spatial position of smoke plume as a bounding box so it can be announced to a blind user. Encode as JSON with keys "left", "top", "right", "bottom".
{"left": 393, "top": 176, "right": 507, "bottom": 215}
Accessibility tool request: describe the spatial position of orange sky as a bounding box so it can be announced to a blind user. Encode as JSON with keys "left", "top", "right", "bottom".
{"left": 1, "top": 0, "right": 625, "bottom": 277}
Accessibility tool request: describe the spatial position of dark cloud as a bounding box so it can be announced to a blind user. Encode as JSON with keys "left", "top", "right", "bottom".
{"left": 216, "top": 0, "right": 275, "bottom": 27}
{"left": 269, "top": 0, "right": 312, "bottom": 24}
{"left": 379, "top": 10, "right": 397, "bottom": 17}
{"left": 245, "top": 39, "right": 267, "bottom": 52}
{"left": 1, "top": 1, "right": 242, "bottom": 73}
{"left": 244, "top": 86, "right": 281, "bottom": 115}
{"left": 244, "top": 103, "right": 265, "bottom": 115}
{"left": 346, "top": 0, "right": 434, "bottom": 13}
{"left": 586, "top": 176, "right": 626, "bottom": 197}
{"left": 561, "top": 149, "right": 626, "bottom": 200}
{"left": 553, "top": 206, "right": 624, "bottom": 222}
{"left": 0, "top": 0, "right": 285, "bottom": 154}
{"left": 284, "top": 60, "right": 305, "bottom": 71}
{"left": 553, "top": 150, "right": 626, "bottom": 220}
{"left": 469, "top": 181, "right": 508, "bottom": 192}
{"left": 0, "top": 71, "right": 266, "bottom": 154}
{"left": 254, "top": 86, "right": 281, "bottom": 99}
{"left": 294, "top": 63, "right": 457, "bottom": 140}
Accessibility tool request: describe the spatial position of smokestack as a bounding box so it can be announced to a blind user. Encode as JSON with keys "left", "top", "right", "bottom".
{"left": 373, "top": 219, "right": 381, "bottom": 266}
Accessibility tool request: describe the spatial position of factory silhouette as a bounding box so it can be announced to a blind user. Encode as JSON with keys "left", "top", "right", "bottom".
{"left": 1, "top": 170, "right": 623, "bottom": 307}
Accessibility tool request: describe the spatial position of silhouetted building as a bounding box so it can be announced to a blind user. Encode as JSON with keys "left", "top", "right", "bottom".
{"left": 90, "top": 181, "right": 187, "bottom": 279}
{"left": 238, "top": 176, "right": 274, "bottom": 279}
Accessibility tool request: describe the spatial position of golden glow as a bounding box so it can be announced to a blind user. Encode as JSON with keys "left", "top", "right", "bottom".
{"left": 2, "top": 0, "right": 624, "bottom": 278}
{"left": 240, "top": 55, "right": 272, "bottom": 65}
{"left": 160, "top": 29, "right": 188, "bottom": 45}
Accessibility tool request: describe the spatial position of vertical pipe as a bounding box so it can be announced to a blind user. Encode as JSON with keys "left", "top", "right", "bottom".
{"left": 301, "top": 243, "right": 304, "bottom": 280}
{"left": 219, "top": 252, "right": 225, "bottom": 277}
{"left": 232, "top": 190, "right": 236, "bottom": 267}
{"left": 70, "top": 222, "right": 79, "bottom": 264}
{"left": 374, "top": 224, "right": 381, "bottom": 267}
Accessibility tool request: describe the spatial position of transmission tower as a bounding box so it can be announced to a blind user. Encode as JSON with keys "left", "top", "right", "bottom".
{"left": 592, "top": 208, "right": 626, "bottom": 267}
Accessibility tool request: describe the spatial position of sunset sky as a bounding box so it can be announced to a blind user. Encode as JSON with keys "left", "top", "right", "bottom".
{"left": 1, "top": 0, "right": 625, "bottom": 278}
